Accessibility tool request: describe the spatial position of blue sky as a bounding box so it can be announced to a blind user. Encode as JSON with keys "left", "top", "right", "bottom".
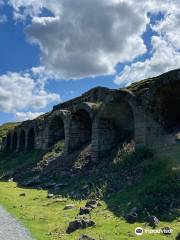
{"left": 0, "top": 0, "right": 180, "bottom": 124}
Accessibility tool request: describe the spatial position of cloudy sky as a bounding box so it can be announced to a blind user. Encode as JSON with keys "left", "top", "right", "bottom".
{"left": 0, "top": 0, "right": 180, "bottom": 124}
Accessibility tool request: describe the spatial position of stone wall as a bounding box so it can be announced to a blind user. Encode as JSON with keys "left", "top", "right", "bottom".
{"left": 3, "top": 69, "right": 180, "bottom": 161}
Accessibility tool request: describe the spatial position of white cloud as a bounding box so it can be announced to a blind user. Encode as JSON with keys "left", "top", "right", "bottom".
{"left": 14, "top": 111, "right": 44, "bottom": 121}
{"left": 6, "top": 0, "right": 180, "bottom": 84}
{"left": 8, "top": 0, "right": 148, "bottom": 79}
{"left": 0, "top": 72, "right": 60, "bottom": 116}
{"left": 115, "top": 1, "right": 180, "bottom": 86}
{"left": 153, "top": 9, "right": 180, "bottom": 49}
{"left": 115, "top": 36, "right": 180, "bottom": 86}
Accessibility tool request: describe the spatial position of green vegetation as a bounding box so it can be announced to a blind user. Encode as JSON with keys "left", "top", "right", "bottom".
{"left": 0, "top": 140, "right": 179, "bottom": 239}
{"left": 0, "top": 122, "right": 19, "bottom": 145}
{"left": 0, "top": 181, "right": 179, "bottom": 240}
{"left": 0, "top": 150, "right": 42, "bottom": 179}
{"left": 42, "top": 140, "right": 64, "bottom": 163}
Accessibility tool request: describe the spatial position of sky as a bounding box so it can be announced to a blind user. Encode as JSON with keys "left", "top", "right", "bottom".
{"left": 0, "top": 0, "right": 180, "bottom": 124}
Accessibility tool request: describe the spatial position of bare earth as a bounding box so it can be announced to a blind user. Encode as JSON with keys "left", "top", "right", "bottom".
{"left": 0, "top": 206, "right": 33, "bottom": 240}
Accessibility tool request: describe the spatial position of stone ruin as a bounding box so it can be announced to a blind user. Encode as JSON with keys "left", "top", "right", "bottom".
{"left": 3, "top": 68, "right": 180, "bottom": 161}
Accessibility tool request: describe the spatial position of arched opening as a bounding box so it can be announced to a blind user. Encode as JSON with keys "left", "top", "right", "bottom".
{"left": 19, "top": 129, "right": 26, "bottom": 151}
{"left": 48, "top": 115, "right": 65, "bottom": 147}
{"left": 6, "top": 133, "right": 11, "bottom": 151}
{"left": 69, "top": 109, "right": 92, "bottom": 152}
{"left": 27, "top": 128, "right": 35, "bottom": 150}
{"left": 97, "top": 101, "right": 134, "bottom": 155}
{"left": 12, "top": 132, "right": 18, "bottom": 151}
{"left": 152, "top": 81, "right": 180, "bottom": 133}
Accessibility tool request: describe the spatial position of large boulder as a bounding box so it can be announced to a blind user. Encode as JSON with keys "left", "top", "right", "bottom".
{"left": 85, "top": 200, "right": 98, "bottom": 209}
{"left": 64, "top": 204, "right": 75, "bottom": 210}
{"left": 148, "top": 216, "right": 160, "bottom": 227}
{"left": 125, "top": 212, "right": 138, "bottom": 223}
{"left": 66, "top": 216, "right": 96, "bottom": 233}
{"left": 79, "top": 207, "right": 92, "bottom": 215}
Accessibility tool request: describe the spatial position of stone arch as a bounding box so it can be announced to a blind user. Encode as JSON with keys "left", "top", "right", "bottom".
{"left": 72, "top": 102, "right": 97, "bottom": 119}
{"left": 150, "top": 80, "right": 180, "bottom": 133}
{"left": 6, "top": 133, "right": 11, "bottom": 151}
{"left": 19, "top": 129, "right": 26, "bottom": 151}
{"left": 48, "top": 114, "right": 65, "bottom": 147}
{"left": 27, "top": 128, "right": 35, "bottom": 150}
{"left": 12, "top": 131, "right": 18, "bottom": 151}
{"left": 94, "top": 99, "right": 135, "bottom": 156}
{"left": 68, "top": 108, "right": 92, "bottom": 152}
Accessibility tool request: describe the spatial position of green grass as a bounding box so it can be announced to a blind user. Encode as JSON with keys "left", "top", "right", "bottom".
{"left": 0, "top": 181, "right": 179, "bottom": 240}
{"left": 0, "top": 143, "right": 179, "bottom": 239}
{"left": 0, "top": 122, "right": 19, "bottom": 145}
{"left": 0, "top": 150, "right": 42, "bottom": 179}
{"left": 42, "top": 140, "right": 64, "bottom": 162}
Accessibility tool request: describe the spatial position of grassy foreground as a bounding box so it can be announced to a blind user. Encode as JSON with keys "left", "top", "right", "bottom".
{"left": 0, "top": 181, "right": 179, "bottom": 240}
{"left": 0, "top": 143, "right": 179, "bottom": 239}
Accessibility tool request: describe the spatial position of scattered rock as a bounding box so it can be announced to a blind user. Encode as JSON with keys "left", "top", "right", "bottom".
{"left": 79, "top": 234, "right": 95, "bottom": 240}
{"left": 47, "top": 193, "right": 54, "bottom": 199}
{"left": 8, "top": 178, "right": 14, "bottom": 182}
{"left": 175, "top": 132, "right": 180, "bottom": 141}
{"left": 161, "top": 227, "right": 173, "bottom": 235}
{"left": 33, "top": 197, "right": 39, "bottom": 200}
{"left": 125, "top": 212, "right": 138, "bottom": 223}
{"left": 130, "top": 207, "right": 138, "bottom": 213}
{"left": 75, "top": 215, "right": 87, "bottom": 220}
{"left": 176, "top": 232, "right": 180, "bottom": 240}
{"left": 148, "top": 216, "right": 160, "bottom": 227}
{"left": 64, "top": 204, "right": 75, "bottom": 210}
{"left": 85, "top": 200, "right": 98, "bottom": 209}
{"left": 55, "top": 198, "right": 67, "bottom": 203}
{"left": 79, "top": 207, "right": 92, "bottom": 215}
{"left": 19, "top": 193, "right": 26, "bottom": 197}
{"left": 66, "top": 217, "right": 96, "bottom": 233}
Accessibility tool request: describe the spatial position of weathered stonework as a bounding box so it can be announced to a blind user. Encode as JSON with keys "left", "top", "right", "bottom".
{"left": 3, "top": 69, "right": 180, "bottom": 161}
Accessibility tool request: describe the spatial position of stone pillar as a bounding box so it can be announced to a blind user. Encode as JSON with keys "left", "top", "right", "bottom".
{"left": 145, "top": 114, "right": 166, "bottom": 147}
{"left": 10, "top": 132, "right": 13, "bottom": 152}
{"left": 91, "top": 118, "right": 116, "bottom": 162}
{"left": 133, "top": 106, "right": 147, "bottom": 145}
{"left": 63, "top": 119, "right": 71, "bottom": 156}
{"left": 66, "top": 111, "right": 92, "bottom": 153}
{"left": 16, "top": 130, "right": 20, "bottom": 152}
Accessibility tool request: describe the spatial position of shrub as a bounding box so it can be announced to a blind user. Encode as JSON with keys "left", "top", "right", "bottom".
{"left": 113, "top": 143, "right": 154, "bottom": 170}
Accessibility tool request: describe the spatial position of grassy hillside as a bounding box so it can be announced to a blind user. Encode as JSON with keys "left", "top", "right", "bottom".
{"left": 0, "top": 137, "right": 179, "bottom": 239}
{"left": 0, "top": 122, "right": 19, "bottom": 145}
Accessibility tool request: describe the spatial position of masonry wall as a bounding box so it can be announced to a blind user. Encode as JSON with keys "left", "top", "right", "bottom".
{"left": 4, "top": 69, "right": 180, "bottom": 161}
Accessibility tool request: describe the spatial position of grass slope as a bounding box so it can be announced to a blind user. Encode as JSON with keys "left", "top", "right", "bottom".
{"left": 0, "top": 143, "right": 179, "bottom": 239}
{"left": 0, "top": 122, "right": 19, "bottom": 146}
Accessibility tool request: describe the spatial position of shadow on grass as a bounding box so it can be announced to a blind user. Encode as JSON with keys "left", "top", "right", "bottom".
{"left": 0, "top": 142, "right": 179, "bottom": 224}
